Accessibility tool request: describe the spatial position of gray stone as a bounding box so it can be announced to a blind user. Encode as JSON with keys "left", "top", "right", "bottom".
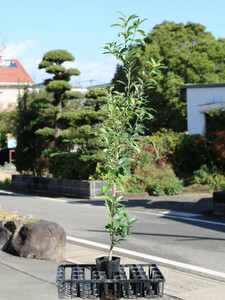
{"left": 0, "top": 220, "right": 22, "bottom": 247}
{"left": 4, "top": 220, "right": 66, "bottom": 262}
{"left": 3, "top": 220, "right": 22, "bottom": 233}
{"left": 0, "top": 223, "right": 11, "bottom": 247}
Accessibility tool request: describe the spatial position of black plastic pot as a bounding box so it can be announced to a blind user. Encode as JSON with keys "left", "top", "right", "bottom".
{"left": 96, "top": 256, "right": 121, "bottom": 279}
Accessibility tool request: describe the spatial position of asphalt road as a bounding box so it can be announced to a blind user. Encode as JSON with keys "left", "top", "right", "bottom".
{"left": 0, "top": 190, "right": 224, "bottom": 278}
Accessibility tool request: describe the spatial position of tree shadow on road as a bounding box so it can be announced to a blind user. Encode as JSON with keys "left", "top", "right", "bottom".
{"left": 87, "top": 229, "right": 225, "bottom": 242}
{"left": 67, "top": 196, "right": 214, "bottom": 214}
{"left": 68, "top": 196, "right": 225, "bottom": 234}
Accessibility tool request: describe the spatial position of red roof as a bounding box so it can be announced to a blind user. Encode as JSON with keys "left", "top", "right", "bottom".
{"left": 0, "top": 59, "right": 34, "bottom": 84}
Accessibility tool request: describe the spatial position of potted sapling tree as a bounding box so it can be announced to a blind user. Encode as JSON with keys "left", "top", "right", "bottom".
{"left": 55, "top": 13, "right": 165, "bottom": 300}
{"left": 96, "top": 11, "right": 164, "bottom": 279}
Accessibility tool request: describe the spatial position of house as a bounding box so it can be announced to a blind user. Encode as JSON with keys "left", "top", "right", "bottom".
{"left": 0, "top": 58, "right": 34, "bottom": 111}
{"left": 71, "top": 86, "right": 89, "bottom": 94}
{"left": 180, "top": 83, "right": 225, "bottom": 134}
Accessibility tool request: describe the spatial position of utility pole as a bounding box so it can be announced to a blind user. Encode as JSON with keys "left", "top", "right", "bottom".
{"left": 89, "top": 79, "right": 95, "bottom": 87}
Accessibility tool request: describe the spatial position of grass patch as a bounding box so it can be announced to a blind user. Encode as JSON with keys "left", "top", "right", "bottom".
{"left": 0, "top": 178, "right": 11, "bottom": 189}
{"left": 0, "top": 209, "right": 41, "bottom": 224}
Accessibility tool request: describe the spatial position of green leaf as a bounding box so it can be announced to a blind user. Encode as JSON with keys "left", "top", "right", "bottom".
{"left": 108, "top": 194, "right": 115, "bottom": 203}
{"left": 116, "top": 80, "right": 126, "bottom": 86}
{"left": 113, "top": 219, "right": 120, "bottom": 229}
{"left": 127, "top": 25, "right": 138, "bottom": 31}
{"left": 128, "top": 218, "right": 138, "bottom": 225}
{"left": 110, "top": 23, "right": 124, "bottom": 28}
{"left": 115, "top": 179, "right": 125, "bottom": 193}
{"left": 118, "top": 157, "right": 135, "bottom": 165}
{"left": 123, "top": 165, "right": 131, "bottom": 176}
{"left": 100, "top": 186, "right": 109, "bottom": 196}
{"left": 106, "top": 172, "right": 114, "bottom": 179}
{"left": 114, "top": 196, "right": 126, "bottom": 205}
{"left": 105, "top": 199, "right": 111, "bottom": 212}
{"left": 118, "top": 16, "right": 126, "bottom": 22}
{"left": 118, "top": 173, "right": 126, "bottom": 181}
{"left": 150, "top": 57, "right": 156, "bottom": 66}
{"left": 117, "top": 11, "right": 126, "bottom": 18}
{"left": 137, "top": 29, "right": 147, "bottom": 36}
{"left": 105, "top": 224, "right": 112, "bottom": 233}
{"left": 135, "top": 39, "right": 145, "bottom": 46}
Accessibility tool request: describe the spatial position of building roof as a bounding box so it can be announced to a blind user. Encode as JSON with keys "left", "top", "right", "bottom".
{"left": 180, "top": 83, "right": 225, "bottom": 89}
{"left": 0, "top": 58, "right": 34, "bottom": 85}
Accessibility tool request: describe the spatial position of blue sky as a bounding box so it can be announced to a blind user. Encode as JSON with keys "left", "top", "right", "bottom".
{"left": 1, "top": 0, "right": 225, "bottom": 86}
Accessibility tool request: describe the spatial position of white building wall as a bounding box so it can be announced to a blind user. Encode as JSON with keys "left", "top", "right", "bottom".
{"left": 187, "top": 86, "right": 225, "bottom": 134}
{"left": 0, "top": 86, "right": 22, "bottom": 111}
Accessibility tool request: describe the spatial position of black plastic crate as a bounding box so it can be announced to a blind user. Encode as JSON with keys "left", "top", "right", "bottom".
{"left": 56, "top": 264, "right": 166, "bottom": 299}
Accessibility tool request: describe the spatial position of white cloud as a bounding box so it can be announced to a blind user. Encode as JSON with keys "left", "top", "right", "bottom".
{"left": 22, "top": 57, "right": 120, "bottom": 85}
{"left": 64, "top": 57, "right": 120, "bottom": 87}
{"left": 3, "top": 40, "right": 37, "bottom": 59}
{"left": 21, "top": 57, "right": 49, "bottom": 83}
{"left": 1, "top": 41, "right": 121, "bottom": 86}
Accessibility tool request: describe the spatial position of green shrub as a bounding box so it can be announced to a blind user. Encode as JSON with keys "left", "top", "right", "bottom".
{"left": 143, "top": 130, "right": 183, "bottom": 158}
{"left": 140, "top": 132, "right": 209, "bottom": 182}
{"left": 147, "top": 180, "right": 183, "bottom": 196}
{"left": 164, "top": 180, "right": 184, "bottom": 195}
{"left": 172, "top": 134, "right": 209, "bottom": 179}
{"left": 0, "top": 178, "right": 11, "bottom": 189}
{"left": 207, "top": 131, "right": 225, "bottom": 171}
{"left": 146, "top": 167, "right": 183, "bottom": 196}
{"left": 131, "top": 131, "right": 225, "bottom": 186}
{"left": 49, "top": 152, "right": 95, "bottom": 180}
{"left": 193, "top": 165, "right": 225, "bottom": 191}
{"left": 124, "top": 144, "right": 183, "bottom": 196}
{"left": 88, "top": 165, "right": 107, "bottom": 181}
{"left": 206, "top": 106, "right": 225, "bottom": 134}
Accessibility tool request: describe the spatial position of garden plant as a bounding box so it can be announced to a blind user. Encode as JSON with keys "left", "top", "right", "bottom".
{"left": 99, "top": 12, "right": 164, "bottom": 261}
{"left": 124, "top": 142, "right": 183, "bottom": 196}
{"left": 193, "top": 164, "right": 225, "bottom": 191}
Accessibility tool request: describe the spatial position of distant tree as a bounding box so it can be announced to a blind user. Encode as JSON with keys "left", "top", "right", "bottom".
{"left": 15, "top": 87, "right": 54, "bottom": 176}
{"left": 55, "top": 87, "right": 107, "bottom": 179}
{"left": 38, "top": 49, "right": 82, "bottom": 148}
{"left": 74, "top": 87, "right": 107, "bottom": 177}
{"left": 205, "top": 105, "right": 225, "bottom": 134}
{"left": 112, "top": 21, "right": 225, "bottom": 132}
{"left": 16, "top": 50, "right": 86, "bottom": 177}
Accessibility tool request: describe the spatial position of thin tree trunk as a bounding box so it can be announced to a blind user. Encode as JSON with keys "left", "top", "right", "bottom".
{"left": 109, "top": 243, "right": 113, "bottom": 261}
{"left": 54, "top": 102, "right": 62, "bottom": 147}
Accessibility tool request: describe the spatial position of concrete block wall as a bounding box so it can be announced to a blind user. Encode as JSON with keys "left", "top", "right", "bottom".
{"left": 11, "top": 175, "right": 108, "bottom": 199}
